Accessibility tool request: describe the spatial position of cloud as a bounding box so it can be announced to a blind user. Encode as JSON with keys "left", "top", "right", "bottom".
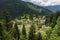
{"left": 22, "top": 0, "right": 60, "bottom": 6}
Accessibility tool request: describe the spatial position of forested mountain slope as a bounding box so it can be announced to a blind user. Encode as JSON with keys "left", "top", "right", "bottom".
{"left": 0, "top": 0, "right": 53, "bottom": 18}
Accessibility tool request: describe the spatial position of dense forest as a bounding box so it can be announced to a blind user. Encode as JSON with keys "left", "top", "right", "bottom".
{"left": 0, "top": 0, "right": 60, "bottom": 40}
{"left": 0, "top": 10, "right": 60, "bottom": 40}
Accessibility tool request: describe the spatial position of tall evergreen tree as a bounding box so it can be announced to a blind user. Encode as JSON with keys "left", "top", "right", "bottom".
{"left": 49, "top": 16, "right": 60, "bottom": 40}
{"left": 28, "top": 23, "right": 36, "bottom": 40}
{"left": 2, "top": 10, "right": 12, "bottom": 31}
{"left": 13, "top": 23, "right": 20, "bottom": 40}
{"left": 22, "top": 24, "right": 26, "bottom": 36}
{"left": 21, "top": 24, "right": 27, "bottom": 40}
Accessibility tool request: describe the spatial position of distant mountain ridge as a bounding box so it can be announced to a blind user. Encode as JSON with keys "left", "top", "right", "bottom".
{"left": 0, "top": 0, "right": 53, "bottom": 18}
{"left": 45, "top": 5, "right": 60, "bottom": 12}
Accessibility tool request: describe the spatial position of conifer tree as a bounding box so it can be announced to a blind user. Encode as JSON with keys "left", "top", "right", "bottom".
{"left": 28, "top": 23, "right": 36, "bottom": 40}
{"left": 22, "top": 24, "right": 27, "bottom": 40}
{"left": 13, "top": 23, "right": 20, "bottom": 40}
{"left": 2, "top": 10, "right": 12, "bottom": 31}
{"left": 22, "top": 24, "right": 26, "bottom": 36}
{"left": 49, "top": 16, "right": 60, "bottom": 40}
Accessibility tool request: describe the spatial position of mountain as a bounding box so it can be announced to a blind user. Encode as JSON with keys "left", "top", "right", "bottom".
{"left": 0, "top": 0, "right": 53, "bottom": 18}
{"left": 45, "top": 5, "right": 60, "bottom": 12}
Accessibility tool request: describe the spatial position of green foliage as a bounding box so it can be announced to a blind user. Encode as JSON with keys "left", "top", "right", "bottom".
{"left": 0, "top": 8, "right": 60, "bottom": 40}
{"left": 46, "top": 11, "right": 60, "bottom": 28}
{"left": 49, "top": 16, "right": 60, "bottom": 40}
{"left": 13, "top": 23, "right": 20, "bottom": 40}
{"left": 22, "top": 25, "right": 26, "bottom": 36}
{"left": 22, "top": 24, "right": 27, "bottom": 40}
{"left": 0, "top": 23, "right": 3, "bottom": 40}
{"left": 0, "top": 0, "right": 53, "bottom": 18}
{"left": 28, "top": 23, "right": 36, "bottom": 40}
{"left": 36, "top": 32, "right": 42, "bottom": 40}
{"left": 2, "top": 10, "right": 12, "bottom": 31}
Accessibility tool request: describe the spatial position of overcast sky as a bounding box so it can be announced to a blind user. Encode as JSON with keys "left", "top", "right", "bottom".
{"left": 22, "top": 0, "right": 60, "bottom": 6}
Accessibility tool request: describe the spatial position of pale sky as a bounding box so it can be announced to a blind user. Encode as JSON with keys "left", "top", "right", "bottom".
{"left": 22, "top": 0, "right": 60, "bottom": 6}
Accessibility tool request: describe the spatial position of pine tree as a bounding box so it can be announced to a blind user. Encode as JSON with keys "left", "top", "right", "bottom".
{"left": 56, "top": 16, "right": 60, "bottom": 36}
{"left": 2, "top": 10, "right": 12, "bottom": 31}
{"left": 28, "top": 23, "right": 36, "bottom": 40}
{"left": 22, "top": 24, "right": 26, "bottom": 36}
{"left": 13, "top": 23, "right": 20, "bottom": 40}
{"left": 49, "top": 16, "right": 60, "bottom": 40}
{"left": 21, "top": 24, "right": 27, "bottom": 40}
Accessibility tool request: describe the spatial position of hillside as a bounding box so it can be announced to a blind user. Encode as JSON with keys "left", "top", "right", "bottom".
{"left": 0, "top": 0, "right": 53, "bottom": 18}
